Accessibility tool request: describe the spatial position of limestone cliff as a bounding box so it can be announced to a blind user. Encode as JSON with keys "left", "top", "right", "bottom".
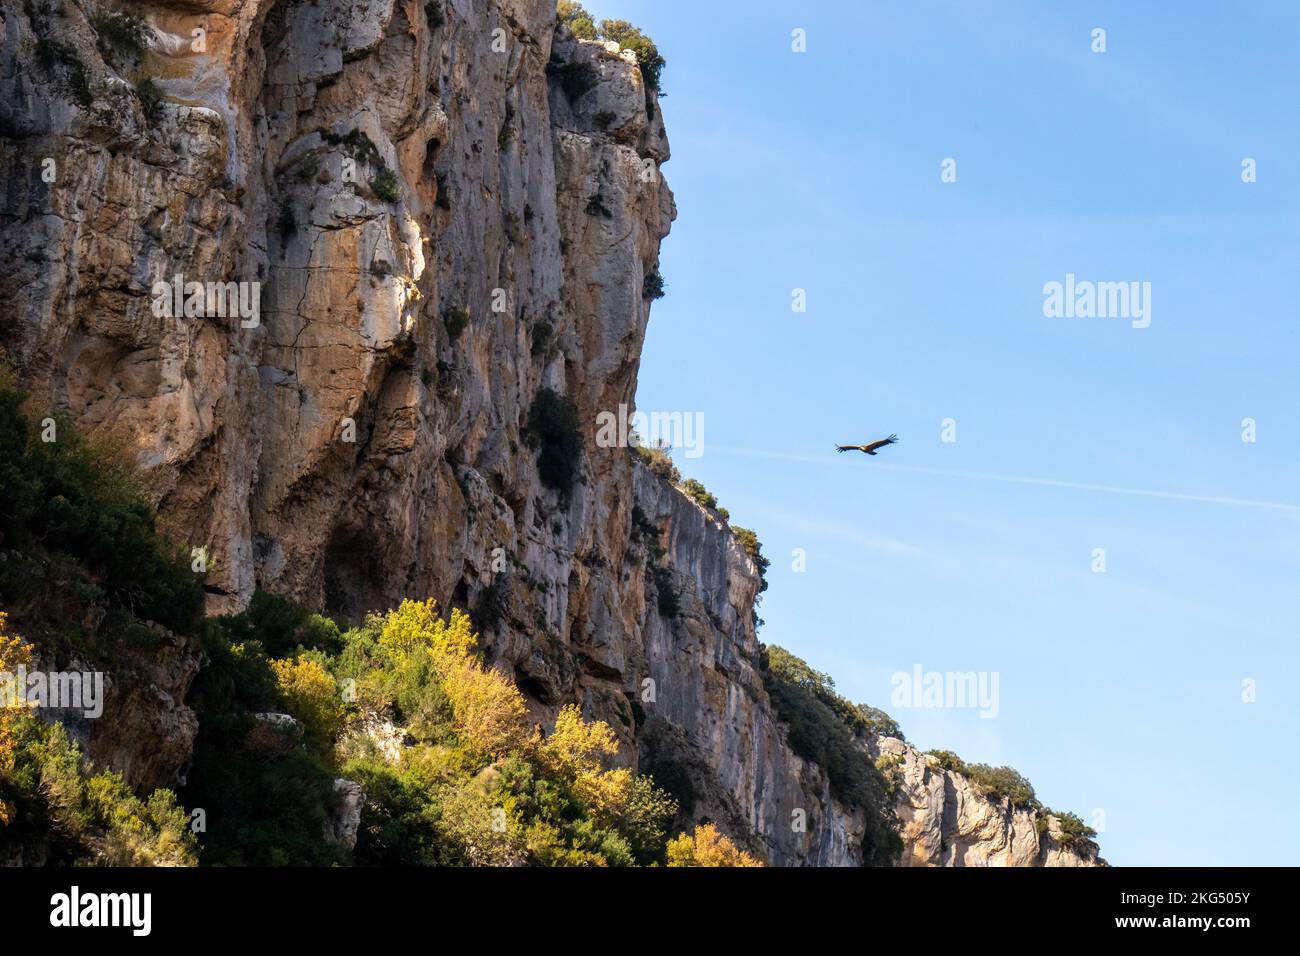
{"left": 0, "top": 0, "right": 1097, "bottom": 865}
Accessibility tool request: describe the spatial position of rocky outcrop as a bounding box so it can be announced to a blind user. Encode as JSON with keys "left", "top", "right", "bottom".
{"left": 873, "top": 737, "right": 1100, "bottom": 867}
{"left": 327, "top": 778, "right": 365, "bottom": 850}
{"left": 0, "top": 0, "right": 1096, "bottom": 866}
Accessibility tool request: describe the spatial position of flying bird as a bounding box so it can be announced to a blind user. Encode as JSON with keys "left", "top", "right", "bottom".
{"left": 835, "top": 434, "right": 899, "bottom": 456}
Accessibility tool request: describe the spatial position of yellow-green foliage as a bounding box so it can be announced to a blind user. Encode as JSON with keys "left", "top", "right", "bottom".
{"left": 1, "top": 711, "right": 196, "bottom": 865}
{"left": 375, "top": 599, "right": 529, "bottom": 757}
{"left": 1, "top": 612, "right": 196, "bottom": 864}
{"left": 0, "top": 612, "right": 32, "bottom": 825}
{"left": 271, "top": 655, "right": 344, "bottom": 745}
{"left": 666, "top": 823, "right": 763, "bottom": 867}
{"left": 538, "top": 704, "right": 633, "bottom": 821}
{"left": 327, "top": 600, "right": 685, "bottom": 866}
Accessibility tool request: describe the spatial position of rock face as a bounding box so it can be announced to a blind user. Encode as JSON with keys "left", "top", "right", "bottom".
{"left": 872, "top": 737, "right": 1100, "bottom": 867}
{"left": 327, "top": 778, "right": 365, "bottom": 851}
{"left": 0, "top": 0, "right": 1096, "bottom": 866}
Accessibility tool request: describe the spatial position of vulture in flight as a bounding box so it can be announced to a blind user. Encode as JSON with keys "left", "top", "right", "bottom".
{"left": 836, "top": 434, "right": 899, "bottom": 456}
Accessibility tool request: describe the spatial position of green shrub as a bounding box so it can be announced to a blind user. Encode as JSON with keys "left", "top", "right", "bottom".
{"left": 320, "top": 127, "right": 383, "bottom": 168}
{"left": 181, "top": 625, "right": 346, "bottom": 866}
{"left": 927, "top": 749, "right": 966, "bottom": 773}
{"left": 648, "top": 563, "right": 679, "bottom": 618}
{"left": 1040, "top": 809, "right": 1098, "bottom": 850}
{"left": 529, "top": 320, "right": 553, "bottom": 358}
{"left": 639, "top": 749, "right": 696, "bottom": 817}
{"left": 853, "top": 703, "right": 904, "bottom": 740}
{"left": 1, "top": 715, "right": 196, "bottom": 865}
{"left": 630, "top": 505, "right": 665, "bottom": 557}
{"left": 631, "top": 440, "right": 679, "bottom": 483}
{"left": 554, "top": 6, "right": 666, "bottom": 93}
{"left": 679, "top": 478, "right": 718, "bottom": 512}
{"left": 370, "top": 167, "right": 401, "bottom": 203}
{"left": 0, "top": 387, "right": 205, "bottom": 641}
{"left": 557, "top": 1, "right": 597, "bottom": 39}
{"left": 443, "top": 306, "right": 470, "bottom": 339}
{"left": 135, "top": 77, "right": 163, "bottom": 121}
{"left": 525, "top": 388, "right": 583, "bottom": 500}
{"left": 643, "top": 269, "right": 666, "bottom": 300}
{"left": 927, "top": 749, "right": 1041, "bottom": 811}
{"left": 965, "top": 763, "right": 1038, "bottom": 809}
{"left": 217, "top": 590, "right": 342, "bottom": 658}
{"left": 320, "top": 127, "right": 400, "bottom": 203}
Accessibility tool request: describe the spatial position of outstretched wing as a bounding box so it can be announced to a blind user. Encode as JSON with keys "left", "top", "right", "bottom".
{"left": 862, "top": 434, "right": 899, "bottom": 454}
{"left": 835, "top": 444, "right": 868, "bottom": 454}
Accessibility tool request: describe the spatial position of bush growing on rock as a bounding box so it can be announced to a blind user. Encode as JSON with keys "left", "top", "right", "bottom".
{"left": 598, "top": 19, "right": 666, "bottom": 92}
{"left": 631, "top": 439, "right": 679, "bottom": 483}
{"left": 525, "top": 387, "right": 584, "bottom": 500}
{"left": 369, "top": 167, "right": 402, "bottom": 203}
{"left": 679, "top": 478, "right": 717, "bottom": 511}
{"left": 0, "top": 384, "right": 204, "bottom": 647}
{"left": 642, "top": 269, "right": 666, "bottom": 300}
{"left": 648, "top": 563, "right": 679, "bottom": 618}
{"left": 443, "top": 305, "right": 471, "bottom": 339}
{"left": 555, "top": 5, "right": 666, "bottom": 93}
{"left": 34, "top": 34, "right": 92, "bottom": 108}
{"left": 676, "top": 476, "right": 728, "bottom": 520}
{"left": 1038, "top": 809, "right": 1098, "bottom": 850}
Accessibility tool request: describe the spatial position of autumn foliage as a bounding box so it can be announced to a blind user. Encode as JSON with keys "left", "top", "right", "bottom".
{"left": 666, "top": 823, "right": 764, "bottom": 867}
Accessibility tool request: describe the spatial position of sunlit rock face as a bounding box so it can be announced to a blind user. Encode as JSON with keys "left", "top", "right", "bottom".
{"left": 0, "top": 0, "right": 1095, "bottom": 867}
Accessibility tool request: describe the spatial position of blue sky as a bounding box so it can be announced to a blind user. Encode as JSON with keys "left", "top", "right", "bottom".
{"left": 586, "top": 0, "right": 1300, "bottom": 865}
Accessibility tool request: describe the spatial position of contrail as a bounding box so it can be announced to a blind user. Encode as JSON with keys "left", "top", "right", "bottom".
{"left": 706, "top": 445, "right": 1300, "bottom": 514}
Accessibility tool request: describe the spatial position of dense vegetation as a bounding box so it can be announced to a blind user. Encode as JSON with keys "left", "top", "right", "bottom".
{"left": 761, "top": 645, "right": 902, "bottom": 866}
{"left": 0, "top": 379, "right": 204, "bottom": 659}
{"left": 188, "top": 598, "right": 695, "bottom": 866}
{"left": 0, "top": 376, "right": 755, "bottom": 866}
{"left": 0, "top": 377, "right": 202, "bottom": 863}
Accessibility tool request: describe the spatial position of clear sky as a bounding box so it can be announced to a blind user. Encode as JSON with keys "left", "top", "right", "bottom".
{"left": 588, "top": 0, "right": 1300, "bottom": 866}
